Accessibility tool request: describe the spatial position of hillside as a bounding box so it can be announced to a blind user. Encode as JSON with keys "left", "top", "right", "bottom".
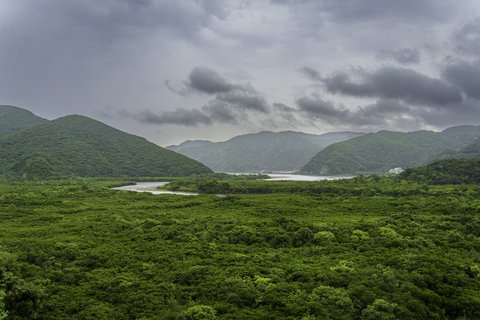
{"left": 167, "top": 139, "right": 213, "bottom": 152}
{"left": 0, "top": 115, "right": 211, "bottom": 179}
{"left": 0, "top": 105, "right": 48, "bottom": 137}
{"left": 400, "top": 158, "right": 480, "bottom": 184}
{"left": 461, "top": 137, "right": 480, "bottom": 155}
{"left": 168, "top": 131, "right": 363, "bottom": 172}
{"left": 301, "top": 125, "right": 480, "bottom": 175}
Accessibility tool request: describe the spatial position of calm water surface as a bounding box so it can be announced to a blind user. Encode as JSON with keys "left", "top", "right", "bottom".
{"left": 112, "top": 182, "right": 198, "bottom": 196}
{"left": 113, "top": 174, "right": 353, "bottom": 195}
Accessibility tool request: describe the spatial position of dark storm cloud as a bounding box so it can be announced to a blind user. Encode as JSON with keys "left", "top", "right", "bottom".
{"left": 377, "top": 48, "right": 420, "bottom": 64}
{"left": 296, "top": 92, "right": 480, "bottom": 129}
{"left": 137, "top": 109, "right": 212, "bottom": 126}
{"left": 296, "top": 94, "right": 423, "bottom": 127}
{"left": 296, "top": 94, "right": 378, "bottom": 126}
{"left": 443, "top": 60, "right": 480, "bottom": 100}
{"left": 123, "top": 65, "right": 270, "bottom": 128}
{"left": 187, "top": 67, "right": 233, "bottom": 94}
{"left": 179, "top": 66, "right": 270, "bottom": 113}
{"left": 299, "top": 67, "right": 322, "bottom": 81}
{"left": 323, "top": 67, "right": 463, "bottom": 106}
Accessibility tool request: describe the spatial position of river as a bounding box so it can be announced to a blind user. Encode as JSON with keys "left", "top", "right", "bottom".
{"left": 112, "top": 174, "right": 352, "bottom": 195}
{"left": 112, "top": 181, "right": 198, "bottom": 196}
{"left": 262, "top": 173, "right": 353, "bottom": 181}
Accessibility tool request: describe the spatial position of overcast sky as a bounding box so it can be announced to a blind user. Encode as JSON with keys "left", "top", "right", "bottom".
{"left": 2, "top": 0, "right": 480, "bottom": 146}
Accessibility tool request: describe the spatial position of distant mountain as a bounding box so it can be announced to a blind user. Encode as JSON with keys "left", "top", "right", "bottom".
{"left": 0, "top": 105, "right": 48, "bottom": 137}
{"left": 167, "top": 131, "right": 364, "bottom": 172}
{"left": 301, "top": 125, "right": 480, "bottom": 175}
{"left": 445, "top": 137, "right": 480, "bottom": 159}
{"left": 460, "top": 137, "right": 480, "bottom": 156}
{"left": 0, "top": 114, "right": 211, "bottom": 179}
{"left": 167, "top": 140, "right": 213, "bottom": 152}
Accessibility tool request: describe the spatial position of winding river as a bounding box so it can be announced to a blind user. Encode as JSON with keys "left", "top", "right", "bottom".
{"left": 112, "top": 181, "right": 198, "bottom": 196}
{"left": 112, "top": 174, "right": 352, "bottom": 195}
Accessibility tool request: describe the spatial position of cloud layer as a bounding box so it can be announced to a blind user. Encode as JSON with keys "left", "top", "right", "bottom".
{"left": 2, "top": 0, "right": 480, "bottom": 144}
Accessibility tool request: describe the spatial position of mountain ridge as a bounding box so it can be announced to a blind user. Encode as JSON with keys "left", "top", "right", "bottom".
{"left": 0, "top": 110, "right": 212, "bottom": 179}
{"left": 0, "top": 105, "right": 49, "bottom": 138}
{"left": 168, "top": 130, "right": 364, "bottom": 172}
{"left": 301, "top": 125, "right": 480, "bottom": 175}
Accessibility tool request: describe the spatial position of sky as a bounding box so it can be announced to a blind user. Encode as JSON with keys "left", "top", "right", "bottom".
{"left": 2, "top": 0, "right": 480, "bottom": 146}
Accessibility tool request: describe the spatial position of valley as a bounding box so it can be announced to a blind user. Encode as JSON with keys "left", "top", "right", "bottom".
{"left": 1, "top": 104, "right": 480, "bottom": 319}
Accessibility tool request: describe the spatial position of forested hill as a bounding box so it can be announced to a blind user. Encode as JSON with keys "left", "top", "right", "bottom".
{"left": 167, "top": 139, "right": 214, "bottom": 152}
{"left": 400, "top": 158, "right": 480, "bottom": 184}
{"left": 0, "top": 114, "right": 212, "bottom": 179}
{"left": 0, "top": 105, "right": 48, "bottom": 137}
{"left": 168, "top": 131, "right": 363, "bottom": 172}
{"left": 301, "top": 125, "right": 480, "bottom": 175}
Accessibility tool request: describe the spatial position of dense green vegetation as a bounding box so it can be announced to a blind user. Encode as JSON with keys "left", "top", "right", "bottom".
{"left": 168, "top": 131, "right": 362, "bottom": 172}
{"left": 301, "top": 125, "right": 480, "bottom": 175}
{"left": 0, "top": 115, "right": 211, "bottom": 179}
{"left": 164, "top": 175, "right": 431, "bottom": 196}
{"left": 0, "top": 105, "right": 48, "bottom": 138}
{"left": 1, "top": 179, "right": 479, "bottom": 319}
{"left": 400, "top": 158, "right": 480, "bottom": 184}
{"left": 439, "top": 137, "right": 480, "bottom": 160}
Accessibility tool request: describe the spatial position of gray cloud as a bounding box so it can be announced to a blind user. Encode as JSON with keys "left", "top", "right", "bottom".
{"left": 453, "top": 18, "right": 480, "bottom": 56}
{"left": 297, "top": 95, "right": 348, "bottom": 121}
{"left": 296, "top": 95, "right": 424, "bottom": 128}
{"left": 273, "top": 103, "right": 297, "bottom": 112}
{"left": 216, "top": 86, "right": 269, "bottom": 113}
{"left": 179, "top": 66, "right": 270, "bottom": 113}
{"left": 323, "top": 67, "right": 463, "bottom": 106}
{"left": 187, "top": 67, "right": 233, "bottom": 94}
{"left": 321, "top": 0, "right": 456, "bottom": 23}
{"left": 3, "top": 0, "right": 480, "bottom": 145}
{"left": 377, "top": 48, "right": 420, "bottom": 64}
{"left": 296, "top": 93, "right": 480, "bottom": 129}
{"left": 273, "top": 0, "right": 460, "bottom": 23}
{"left": 202, "top": 102, "right": 238, "bottom": 124}
{"left": 299, "top": 67, "right": 322, "bottom": 81}
{"left": 443, "top": 59, "right": 480, "bottom": 99}
{"left": 137, "top": 109, "right": 212, "bottom": 126}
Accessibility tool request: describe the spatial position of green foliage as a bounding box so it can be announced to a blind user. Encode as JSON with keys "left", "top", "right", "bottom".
{"left": 0, "top": 115, "right": 211, "bottom": 179}
{"left": 362, "top": 299, "right": 398, "bottom": 320}
{"left": 0, "top": 179, "right": 479, "bottom": 318}
{"left": 182, "top": 305, "right": 217, "bottom": 320}
{"left": 0, "top": 105, "right": 48, "bottom": 138}
{"left": 308, "top": 286, "right": 354, "bottom": 319}
{"left": 165, "top": 174, "right": 434, "bottom": 197}
{"left": 301, "top": 125, "right": 480, "bottom": 175}
{"left": 400, "top": 158, "right": 480, "bottom": 184}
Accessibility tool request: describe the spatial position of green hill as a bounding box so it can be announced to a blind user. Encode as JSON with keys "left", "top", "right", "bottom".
{"left": 167, "top": 140, "right": 214, "bottom": 152}
{"left": 0, "top": 115, "right": 211, "bottom": 179}
{"left": 301, "top": 125, "right": 480, "bottom": 175}
{"left": 168, "top": 131, "right": 363, "bottom": 172}
{"left": 461, "top": 138, "right": 480, "bottom": 155}
{"left": 400, "top": 158, "right": 480, "bottom": 184}
{"left": 0, "top": 105, "right": 48, "bottom": 137}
